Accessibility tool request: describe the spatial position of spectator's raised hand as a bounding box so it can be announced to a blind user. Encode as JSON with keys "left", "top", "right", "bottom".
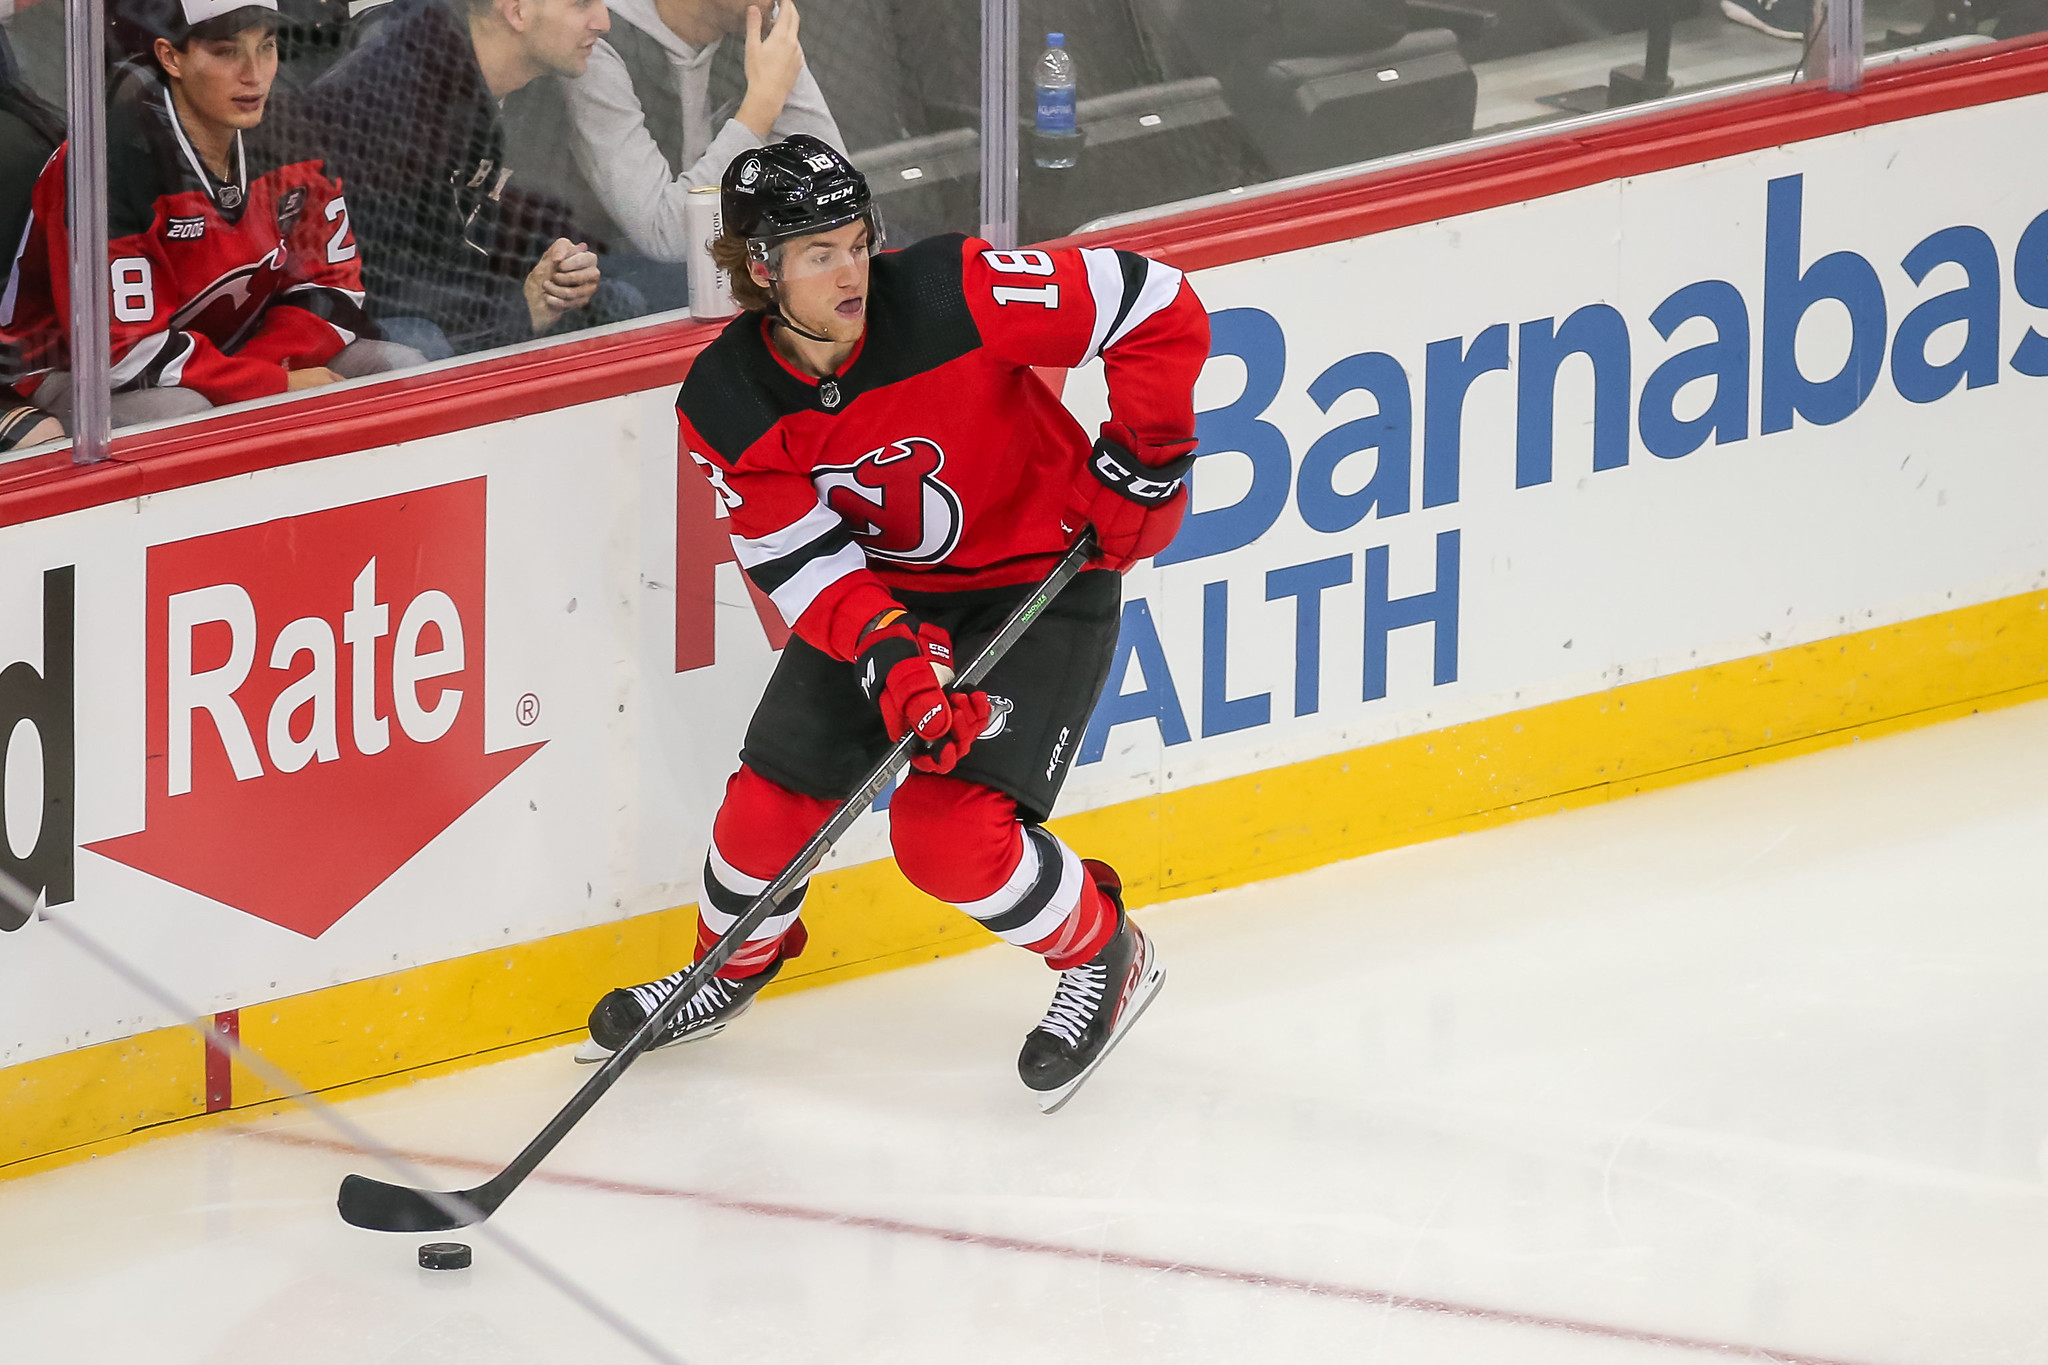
{"left": 525, "top": 238, "right": 604, "bottom": 334}
{"left": 736, "top": 0, "right": 806, "bottom": 141}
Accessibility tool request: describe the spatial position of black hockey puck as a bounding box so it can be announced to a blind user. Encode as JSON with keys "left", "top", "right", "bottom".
{"left": 418, "top": 1242, "right": 472, "bottom": 1270}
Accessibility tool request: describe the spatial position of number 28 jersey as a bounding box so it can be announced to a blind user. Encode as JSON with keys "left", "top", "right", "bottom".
{"left": 677, "top": 233, "right": 1211, "bottom": 661}
{"left": 2, "top": 69, "right": 373, "bottom": 407}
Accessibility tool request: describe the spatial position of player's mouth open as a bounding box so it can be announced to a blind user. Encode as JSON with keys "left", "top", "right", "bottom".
{"left": 836, "top": 299, "right": 864, "bottom": 319}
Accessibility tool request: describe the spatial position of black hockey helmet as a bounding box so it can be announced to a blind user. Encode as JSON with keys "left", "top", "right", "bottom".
{"left": 722, "top": 135, "right": 878, "bottom": 256}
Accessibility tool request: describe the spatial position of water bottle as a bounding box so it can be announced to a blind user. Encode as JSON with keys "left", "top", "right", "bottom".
{"left": 1033, "top": 32, "right": 1079, "bottom": 170}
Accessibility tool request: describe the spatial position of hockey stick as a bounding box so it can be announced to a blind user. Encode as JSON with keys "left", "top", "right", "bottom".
{"left": 338, "top": 527, "right": 1099, "bottom": 1232}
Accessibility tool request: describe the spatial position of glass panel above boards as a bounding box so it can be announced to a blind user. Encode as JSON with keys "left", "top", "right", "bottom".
{"left": 1002, "top": 0, "right": 1947, "bottom": 243}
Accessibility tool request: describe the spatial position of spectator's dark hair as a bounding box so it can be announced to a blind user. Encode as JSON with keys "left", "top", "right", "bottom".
{"left": 711, "top": 232, "right": 775, "bottom": 312}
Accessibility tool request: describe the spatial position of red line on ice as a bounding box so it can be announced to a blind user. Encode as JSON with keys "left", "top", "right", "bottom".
{"left": 262, "top": 1128, "right": 1879, "bottom": 1365}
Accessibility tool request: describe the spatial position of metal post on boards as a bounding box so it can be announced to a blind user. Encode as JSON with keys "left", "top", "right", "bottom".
{"left": 64, "top": 0, "right": 112, "bottom": 464}
{"left": 979, "top": 0, "right": 1019, "bottom": 249}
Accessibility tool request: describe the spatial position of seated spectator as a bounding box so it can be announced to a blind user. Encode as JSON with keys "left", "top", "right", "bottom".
{"left": 0, "top": 0, "right": 420, "bottom": 433}
{"left": 291, "top": 0, "right": 636, "bottom": 358}
{"left": 504, "top": 0, "right": 842, "bottom": 314}
{"left": 0, "top": 16, "right": 60, "bottom": 268}
{"left": 0, "top": 15, "right": 64, "bottom": 450}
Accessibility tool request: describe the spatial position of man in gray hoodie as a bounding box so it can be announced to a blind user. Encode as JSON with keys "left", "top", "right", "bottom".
{"left": 506, "top": 0, "right": 842, "bottom": 312}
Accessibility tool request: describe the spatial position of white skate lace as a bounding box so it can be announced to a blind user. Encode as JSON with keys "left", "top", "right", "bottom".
{"left": 629, "top": 971, "right": 739, "bottom": 1028}
{"left": 1037, "top": 960, "right": 1108, "bottom": 1047}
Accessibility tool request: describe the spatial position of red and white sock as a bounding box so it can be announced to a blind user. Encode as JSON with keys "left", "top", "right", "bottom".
{"left": 697, "top": 766, "right": 837, "bottom": 979}
{"left": 971, "top": 826, "right": 1116, "bottom": 969}
{"left": 889, "top": 775, "right": 1116, "bottom": 971}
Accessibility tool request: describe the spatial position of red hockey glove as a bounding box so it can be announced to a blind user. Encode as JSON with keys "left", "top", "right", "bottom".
{"left": 854, "top": 609, "right": 993, "bottom": 775}
{"left": 1061, "top": 421, "right": 1199, "bottom": 572}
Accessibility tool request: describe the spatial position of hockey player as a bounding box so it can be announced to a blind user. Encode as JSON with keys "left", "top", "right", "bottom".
{"left": 582, "top": 135, "right": 1209, "bottom": 1108}
{"left": 1, "top": 0, "right": 420, "bottom": 430}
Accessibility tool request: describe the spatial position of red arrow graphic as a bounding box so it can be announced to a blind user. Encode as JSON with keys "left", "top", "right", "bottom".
{"left": 87, "top": 479, "right": 542, "bottom": 938}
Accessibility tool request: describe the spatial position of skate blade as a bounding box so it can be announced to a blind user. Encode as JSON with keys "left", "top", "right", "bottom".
{"left": 1035, "top": 956, "right": 1166, "bottom": 1115}
{"left": 572, "top": 1019, "right": 729, "bottom": 1064}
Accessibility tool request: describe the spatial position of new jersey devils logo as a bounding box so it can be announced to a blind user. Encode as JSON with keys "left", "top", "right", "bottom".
{"left": 813, "top": 437, "right": 964, "bottom": 564}
{"left": 169, "top": 245, "right": 288, "bottom": 346}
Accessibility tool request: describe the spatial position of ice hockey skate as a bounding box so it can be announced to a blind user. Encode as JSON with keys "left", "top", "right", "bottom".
{"left": 574, "top": 956, "right": 785, "bottom": 1064}
{"left": 1017, "top": 861, "right": 1166, "bottom": 1113}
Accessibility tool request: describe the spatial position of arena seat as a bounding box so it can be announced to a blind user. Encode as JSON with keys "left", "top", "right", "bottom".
{"left": 806, "top": 0, "right": 974, "bottom": 239}
{"left": 1135, "top": 0, "right": 1477, "bottom": 181}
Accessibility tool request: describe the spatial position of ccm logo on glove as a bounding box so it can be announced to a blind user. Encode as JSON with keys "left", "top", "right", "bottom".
{"left": 854, "top": 608, "right": 990, "bottom": 774}
{"left": 1089, "top": 442, "right": 1190, "bottom": 505}
{"left": 1063, "top": 421, "right": 1199, "bottom": 573}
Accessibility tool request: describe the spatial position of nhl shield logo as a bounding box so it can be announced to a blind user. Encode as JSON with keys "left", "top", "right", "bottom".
{"left": 218, "top": 184, "right": 244, "bottom": 210}
{"left": 980, "top": 695, "right": 1015, "bottom": 739}
{"left": 819, "top": 380, "right": 842, "bottom": 410}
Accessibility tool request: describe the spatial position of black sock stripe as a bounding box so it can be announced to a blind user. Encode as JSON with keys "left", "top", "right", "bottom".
{"left": 703, "top": 855, "right": 807, "bottom": 919}
{"left": 973, "top": 826, "right": 1067, "bottom": 936}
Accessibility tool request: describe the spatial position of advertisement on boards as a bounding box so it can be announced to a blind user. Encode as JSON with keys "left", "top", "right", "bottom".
{"left": 84, "top": 479, "right": 543, "bottom": 938}
{"left": 1053, "top": 104, "right": 2048, "bottom": 812}
{"left": 0, "top": 408, "right": 740, "bottom": 1066}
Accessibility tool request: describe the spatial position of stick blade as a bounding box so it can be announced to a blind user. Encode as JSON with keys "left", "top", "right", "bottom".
{"left": 337, "top": 1172, "right": 484, "bottom": 1232}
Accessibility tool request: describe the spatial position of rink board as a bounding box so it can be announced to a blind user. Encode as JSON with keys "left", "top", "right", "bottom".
{"left": 5, "top": 43, "right": 2048, "bottom": 1174}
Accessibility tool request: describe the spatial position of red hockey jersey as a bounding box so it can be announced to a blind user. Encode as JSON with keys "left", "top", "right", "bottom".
{"left": 676, "top": 234, "right": 1210, "bottom": 661}
{"left": 2, "top": 69, "right": 372, "bottom": 406}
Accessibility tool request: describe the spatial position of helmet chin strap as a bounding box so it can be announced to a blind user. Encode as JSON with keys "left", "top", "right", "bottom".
{"left": 769, "top": 305, "right": 837, "bottom": 345}
{"left": 759, "top": 271, "right": 839, "bottom": 345}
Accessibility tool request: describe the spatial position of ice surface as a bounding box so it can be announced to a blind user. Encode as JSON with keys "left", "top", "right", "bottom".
{"left": 5, "top": 700, "right": 2048, "bottom": 1364}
